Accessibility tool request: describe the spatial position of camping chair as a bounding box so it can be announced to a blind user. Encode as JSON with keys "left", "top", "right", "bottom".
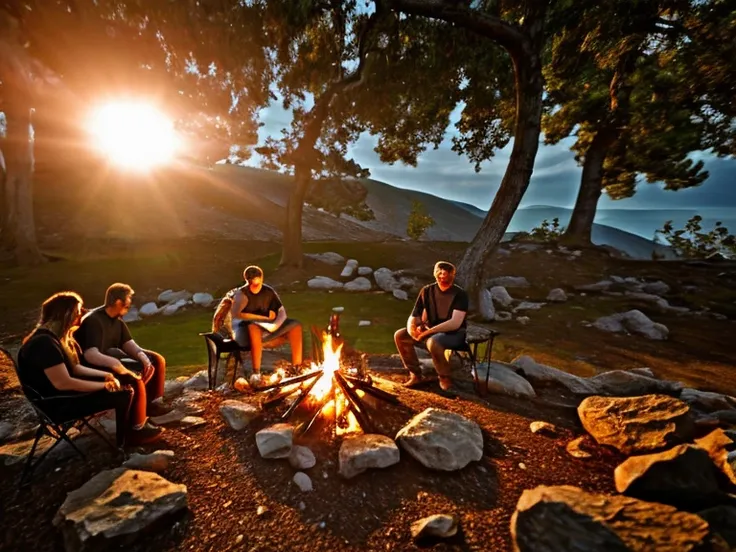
{"left": 449, "top": 327, "right": 499, "bottom": 396}
{"left": 199, "top": 332, "right": 250, "bottom": 389}
{"left": 0, "top": 347, "right": 119, "bottom": 487}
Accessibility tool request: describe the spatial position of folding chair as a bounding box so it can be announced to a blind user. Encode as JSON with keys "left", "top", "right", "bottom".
{"left": 199, "top": 332, "right": 250, "bottom": 389}
{"left": 451, "top": 327, "right": 500, "bottom": 396}
{"left": 0, "top": 347, "right": 119, "bottom": 487}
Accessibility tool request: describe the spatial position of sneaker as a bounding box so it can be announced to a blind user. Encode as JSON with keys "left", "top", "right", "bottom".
{"left": 127, "top": 422, "right": 165, "bottom": 446}
{"left": 147, "top": 401, "right": 173, "bottom": 417}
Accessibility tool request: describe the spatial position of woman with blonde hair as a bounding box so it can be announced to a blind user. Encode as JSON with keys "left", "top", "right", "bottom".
{"left": 17, "top": 291, "right": 161, "bottom": 446}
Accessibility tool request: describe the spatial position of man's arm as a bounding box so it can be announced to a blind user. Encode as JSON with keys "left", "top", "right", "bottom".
{"left": 83, "top": 347, "right": 126, "bottom": 370}
{"left": 256, "top": 306, "right": 287, "bottom": 333}
{"left": 121, "top": 339, "right": 153, "bottom": 367}
{"left": 421, "top": 309, "right": 466, "bottom": 337}
{"left": 231, "top": 290, "right": 271, "bottom": 321}
{"left": 70, "top": 363, "right": 116, "bottom": 381}
{"left": 45, "top": 363, "right": 111, "bottom": 393}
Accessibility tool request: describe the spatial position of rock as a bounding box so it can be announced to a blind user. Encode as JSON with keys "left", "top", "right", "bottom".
{"left": 180, "top": 416, "right": 207, "bottom": 430}
{"left": 512, "top": 355, "right": 597, "bottom": 395}
{"left": 530, "top": 421, "right": 558, "bottom": 436}
{"left": 0, "top": 422, "right": 13, "bottom": 443}
{"left": 592, "top": 309, "right": 669, "bottom": 340}
{"left": 192, "top": 292, "right": 214, "bottom": 307}
{"left": 307, "top": 276, "right": 344, "bottom": 290}
{"left": 123, "top": 450, "right": 174, "bottom": 473}
{"left": 490, "top": 286, "right": 514, "bottom": 307}
{"left": 473, "top": 362, "right": 536, "bottom": 397}
{"left": 338, "top": 434, "right": 400, "bottom": 479}
{"left": 629, "top": 367, "right": 656, "bottom": 378}
{"left": 411, "top": 514, "right": 459, "bottom": 541}
{"left": 219, "top": 400, "right": 260, "bottom": 431}
{"left": 139, "top": 302, "right": 160, "bottom": 317}
{"left": 694, "top": 429, "right": 736, "bottom": 486}
{"left": 122, "top": 307, "right": 140, "bottom": 323}
{"left": 642, "top": 280, "right": 670, "bottom": 295}
{"left": 578, "top": 395, "right": 694, "bottom": 455}
{"left": 566, "top": 436, "right": 592, "bottom": 459}
{"left": 255, "top": 424, "right": 293, "bottom": 459}
{"left": 305, "top": 252, "right": 345, "bottom": 265}
{"left": 340, "top": 259, "right": 359, "bottom": 278}
{"left": 158, "top": 290, "right": 192, "bottom": 304}
{"left": 171, "top": 390, "right": 206, "bottom": 415}
{"left": 478, "top": 288, "right": 495, "bottom": 321}
{"left": 53, "top": 468, "right": 188, "bottom": 552}
{"left": 344, "top": 277, "right": 372, "bottom": 292}
{"left": 614, "top": 444, "right": 731, "bottom": 511}
{"left": 516, "top": 316, "right": 531, "bottom": 325}
{"left": 496, "top": 247, "right": 511, "bottom": 257}
{"left": 575, "top": 280, "right": 613, "bottom": 292}
{"left": 292, "top": 472, "right": 313, "bottom": 492}
{"left": 680, "top": 388, "right": 736, "bottom": 414}
{"left": 495, "top": 311, "right": 513, "bottom": 322}
{"left": 149, "top": 409, "right": 187, "bottom": 426}
{"left": 546, "top": 288, "right": 567, "bottom": 302}
{"left": 514, "top": 301, "right": 546, "bottom": 312}
{"left": 586, "top": 370, "right": 683, "bottom": 397}
{"left": 392, "top": 289, "right": 408, "bottom": 301}
{"left": 357, "top": 266, "right": 373, "bottom": 276}
{"left": 698, "top": 506, "right": 736, "bottom": 548}
{"left": 488, "top": 276, "right": 529, "bottom": 288}
{"left": 395, "top": 408, "right": 483, "bottom": 471}
{"left": 183, "top": 370, "right": 209, "bottom": 391}
{"left": 289, "top": 446, "right": 316, "bottom": 470}
{"left": 163, "top": 379, "right": 186, "bottom": 400}
{"left": 373, "top": 267, "right": 400, "bottom": 292}
{"left": 511, "top": 485, "right": 714, "bottom": 552}
{"left": 161, "top": 299, "right": 188, "bottom": 316}
{"left": 358, "top": 320, "right": 371, "bottom": 327}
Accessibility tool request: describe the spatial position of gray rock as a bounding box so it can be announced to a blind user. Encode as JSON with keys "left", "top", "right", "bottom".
{"left": 305, "top": 252, "right": 345, "bottom": 265}
{"left": 575, "top": 280, "right": 613, "bottom": 292}
{"left": 495, "top": 311, "right": 513, "bottom": 322}
{"left": 255, "top": 424, "right": 293, "bottom": 459}
{"left": 340, "top": 259, "right": 359, "bottom": 278}
{"left": 161, "top": 299, "right": 188, "bottom": 316}
{"left": 123, "top": 450, "right": 175, "bottom": 473}
{"left": 516, "top": 316, "right": 531, "bottom": 325}
{"left": 680, "top": 388, "right": 736, "bottom": 414}
{"left": 149, "top": 409, "right": 187, "bottom": 426}
{"left": 358, "top": 320, "right": 371, "bottom": 327}
{"left": 392, "top": 289, "right": 409, "bottom": 301}
{"left": 122, "top": 307, "right": 140, "bottom": 323}
{"left": 292, "top": 472, "right": 313, "bottom": 492}
{"left": 593, "top": 310, "right": 669, "bottom": 340}
{"left": 477, "top": 289, "right": 495, "bottom": 322}
{"left": 180, "top": 416, "right": 207, "bottom": 430}
{"left": 586, "top": 370, "right": 683, "bottom": 397}
{"left": 192, "top": 292, "right": 214, "bottom": 307}
{"left": 373, "top": 267, "right": 400, "bottom": 292}
{"left": 289, "top": 445, "right": 316, "bottom": 470}
{"left": 395, "top": 408, "right": 483, "bottom": 471}
{"left": 411, "top": 514, "right": 459, "bottom": 540}
{"left": 474, "top": 362, "right": 536, "bottom": 398}
{"left": 139, "top": 302, "right": 160, "bottom": 317}
{"left": 546, "top": 288, "right": 567, "bottom": 302}
{"left": 578, "top": 395, "right": 694, "bottom": 455}
{"left": 344, "top": 277, "right": 372, "bottom": 292}
{"left": 490, "top": 286, "right": 514, "bottom": 307}
{"left": 642, "top": 280, "right": 670, "bottom": 295}
{"left": 488, "top": 276, "right": 530, "bottom": 288}
{"left": 307, "top": 276, "right": 344, "bottom": 290}
{"left": 183, "top": 370, "right": 209, "bottom": 391}
{"left": 219, "top": 400, "right": 260, "bottom": 431}
{"left": 357, "top": 266, "right": 373, "bottom": 276}
{"left": 338, "top": 434, "right": 400, "bottom": 479}
{"left": 53, "top": 468, "right": 188, "bottom": 552}
{"left": 511, "top": 485, "right": 713, "bottom": 552}
{"left": 512, "top": 355, "right": 597, "bottom": 395}
{"left": 163, "top": 379, "right": 186, "bottom": 399}
{"left": 514, "top": 301, "right": 546, "bottom": 312}
{"left": 158, "top": 290, "right": 192, "bottom": 304}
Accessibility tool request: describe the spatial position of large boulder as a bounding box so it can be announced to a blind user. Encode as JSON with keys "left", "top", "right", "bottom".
{"left": 586, "top": 370, "right": 683, "bottom": 397}
{"left": 395, "top": 408, "right": 483, "bottom": 471}
{"left": 373, "top": 267, "right": 400, "bottom": 292}
{"left": 305, "top": 252, "right": 345, "bottom": 265}
{"left": 338, "top": 434, "right": 400, "bottom": 479}
{"left": 593, "top": 310, "right": 669, "bottom": 340}
{"left": 578, "top": 395, "right": 694, "bottom": 455}
{"left": 680, "top": 388, "right": 736, "bottom": 414}
{"left": 474, "top": 362, "right": 536, "bottom": 398}
{"left": 512, "top": 355, "right": 597, "bottom": 395}
{"left": 511, "top": 485, "right": 715, "bottom": 552}
{"left": 477, "top": 289, "right": 495, "bottom": 321}
{"left": 53, "top": 468, "right": 187, "bottom": 552}
{"left": 139, "top": 302, "right": 160, "bottom": 317}
{"left": 490, "top": 286, "right": 514, "bottom": 307}
{"left": 255, "top": 424, "right": 293, "bottom": 459}
{"left": 344, "top": 277, "right": 372, "bottom": 292}
{"left": 192, "top": 292, "right": 214, "bottom": 307}
{"left": 307, "top": 276, "right": 344, "bottom": 290}
{"left": 340, "top": 259, "right": 359, "bottom": 278}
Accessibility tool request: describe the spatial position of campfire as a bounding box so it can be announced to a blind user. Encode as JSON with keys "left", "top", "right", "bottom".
{"left": 253, "top": 313, "right": 399, "bottom": 437}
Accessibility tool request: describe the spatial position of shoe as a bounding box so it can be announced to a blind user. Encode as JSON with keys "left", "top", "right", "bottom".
{"left": 147, "top": 401, "right": 173, "bottom": 417}
{"left": 127, "top": 422, "right": 165, "bottom": 446}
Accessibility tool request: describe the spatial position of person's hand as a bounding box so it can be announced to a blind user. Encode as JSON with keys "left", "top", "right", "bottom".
{"left": 268, "top": 311, "right": 276, "bottom": 321}
{"left": 141, "top": 362, "right": 155, "bottom": 381}
{"left": 104, "top": 379, "right": 121, "bottom": 392}
{"left": 112, "top": 363, "right": 141, "bottom": 380}
{"left": 415, "top": 328, "right": 432, "bottom": 341}
{"left": 103, "top": 372, "right": 117, "bottom": 383}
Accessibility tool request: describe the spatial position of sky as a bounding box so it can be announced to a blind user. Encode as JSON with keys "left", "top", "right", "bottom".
{"left": 250, "top": 100, "right": 736, "bottom": 212}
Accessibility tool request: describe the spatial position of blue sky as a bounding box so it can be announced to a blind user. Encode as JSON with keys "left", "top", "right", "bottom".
{"left": 251, "top": 101, "right": 736, "bottom": 212}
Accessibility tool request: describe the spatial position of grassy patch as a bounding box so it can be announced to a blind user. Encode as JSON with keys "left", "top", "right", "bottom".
{"left": 127, "top": 290, "right": 411, "bottom": 378}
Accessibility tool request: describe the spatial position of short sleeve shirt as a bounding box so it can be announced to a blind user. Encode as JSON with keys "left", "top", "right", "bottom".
{"left": 411, "top": 283, "right": 469, "bottom": 329}
{"left": 236, "top": 284, "right": 283, "bottom": 317}
{"left": 17, "top": 329, "right": 75, "bottom": 398}
{"left": 75, "top": 307, "right": 133, "bottom": 353}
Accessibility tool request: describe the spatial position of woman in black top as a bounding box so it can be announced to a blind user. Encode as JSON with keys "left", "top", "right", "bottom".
{"left": 17, "top": 292, "right": 157, "bottom": 446}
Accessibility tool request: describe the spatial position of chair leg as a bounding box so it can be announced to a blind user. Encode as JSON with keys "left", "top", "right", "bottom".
{"left": 57, "top": 427, "right": 87, "bottom": 460}
{"left": 19, "top": 425, "right": 45, "bottom": 487}
{"left": 483, "top": 338, "right": 494, "bottom": 394}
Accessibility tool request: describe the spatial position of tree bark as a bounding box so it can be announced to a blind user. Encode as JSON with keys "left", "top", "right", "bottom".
{"left": 562, "top": 130, "right": 615, "bottom": 245}
{"left": 2, "top": 96, "right": 45, "bottom": 265}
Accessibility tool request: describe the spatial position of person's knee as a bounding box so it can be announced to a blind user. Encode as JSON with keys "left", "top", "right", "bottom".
{"left": 426, "top": 337, "right": 444, "bottom": 355}
{"left": 394, "top": 328, "right": 408, "bottom": 342}
{"left": 147, "top": 350, "right": 166, "bottom": 370}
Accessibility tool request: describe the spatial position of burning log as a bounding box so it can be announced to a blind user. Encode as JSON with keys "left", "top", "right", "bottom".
{"left": 333, "top": 371, "right": 373, "bottom": 433}
{"left": 344, "top": 375, "right": 401, "bottom": 405}
{"left": 254, "top": 369, "right": 323, "bottom": 392}
{"left": 282, "top": 370, "right": 324, "bottom": 420}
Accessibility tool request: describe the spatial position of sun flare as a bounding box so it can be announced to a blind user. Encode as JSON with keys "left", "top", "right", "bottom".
{"left": 88, "top": 101, "right": 179, "bottom": 171}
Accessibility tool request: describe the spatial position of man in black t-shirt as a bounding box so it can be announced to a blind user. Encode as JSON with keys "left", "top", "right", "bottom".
{"left": 231, "top": 265, "right": 303, "bottom": 381}
{"left": 394, "top": 261, "right": 469, "bottom": 391}
{"left": 76, "top": 283, "right": 169, "bottom": 417}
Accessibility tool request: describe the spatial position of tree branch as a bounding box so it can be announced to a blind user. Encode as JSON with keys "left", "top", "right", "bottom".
{"left": 384, "top": 0, "right": 524, "bottom": 52}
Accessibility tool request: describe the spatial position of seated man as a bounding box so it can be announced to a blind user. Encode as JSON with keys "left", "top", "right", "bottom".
{"left": 394, "top": 261, "right": 468, "bottom": 391}
{"left": 230, "top": 265, "right": 303, "bottom": 381}
{"left": 75, "top": 283, "right": 170, "bottom": 421}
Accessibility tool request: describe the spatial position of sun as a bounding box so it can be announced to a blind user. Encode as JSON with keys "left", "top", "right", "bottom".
{"left": 88, "top": 101, "right": 179, "bottom": 171}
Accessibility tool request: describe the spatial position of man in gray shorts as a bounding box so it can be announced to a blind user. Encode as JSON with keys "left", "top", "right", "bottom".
{"left": 394, "top": 261, "right": 468, "bottom": 391}
{"left": 231, "top": 265, "right": 303, "bottom": 377}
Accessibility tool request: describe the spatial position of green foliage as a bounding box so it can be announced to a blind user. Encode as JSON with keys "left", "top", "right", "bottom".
{"left": 655, "top": 216, "right": 736, "bottom": 259}
{"left": 406, "top": 200, "right": 435, "bottom": 241}
{"left": 524, "top": 218, "right": 566, "bottom": 242}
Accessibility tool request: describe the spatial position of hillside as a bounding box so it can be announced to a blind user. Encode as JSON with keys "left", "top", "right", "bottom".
{"left": 27, "top": 162, "right": 672, "bottom": 259}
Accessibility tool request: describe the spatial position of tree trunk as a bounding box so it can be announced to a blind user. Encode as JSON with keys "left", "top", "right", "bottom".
{"left": 562, "top": 130, "right": 615, "bottom": 245}
{"left": 280, "top": 165, "right": 312, "bottom": 268}
{"left": 456, "top": 51, "right": 544, "bottom": 299}
{"left": 2, "top": 97, "right": 45, "bottom": 265}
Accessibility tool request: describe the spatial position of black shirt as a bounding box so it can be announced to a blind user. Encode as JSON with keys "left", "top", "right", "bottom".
{"left": 236, "top": 284, "right": 283, "bottom": 317}
{"left": 75, "top": 307, "right": 133, "bottom": 353}
{"left": 17, "top": 329, "right": 75, "bottom": 398}
{"left": 411, "top": 283, "right": 469, "bottom": 329}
